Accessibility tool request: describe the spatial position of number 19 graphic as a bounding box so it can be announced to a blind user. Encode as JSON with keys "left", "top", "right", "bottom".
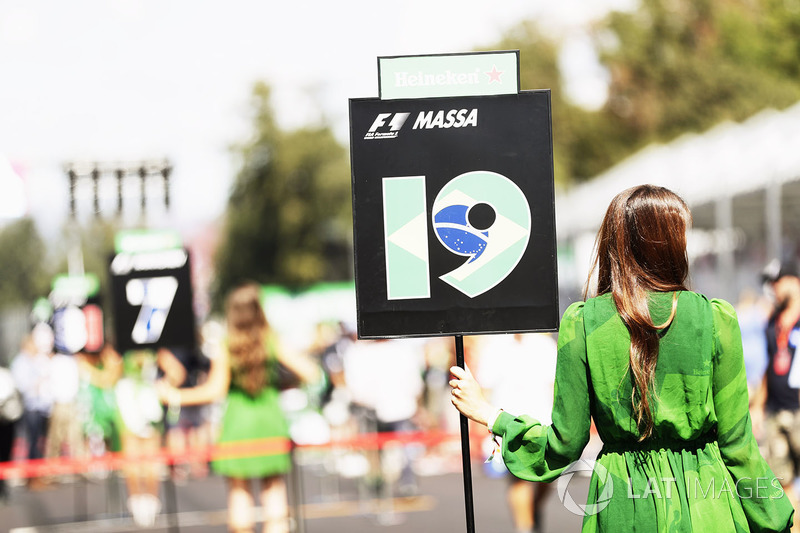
{"left": 383, "top": 171, "right": 531, "bottom": 299}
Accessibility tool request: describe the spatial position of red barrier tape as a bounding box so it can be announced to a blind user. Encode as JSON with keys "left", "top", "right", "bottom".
{"left": 0, "top": 429, "right": 463, "bottom": 480}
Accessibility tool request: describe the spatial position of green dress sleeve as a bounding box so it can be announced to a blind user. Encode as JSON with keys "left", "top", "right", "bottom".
{"left": 711, "top": 298, "right": 794, "bottom": 533}
{"left": 492, "top": 301, "right": 591, "bottom": 482}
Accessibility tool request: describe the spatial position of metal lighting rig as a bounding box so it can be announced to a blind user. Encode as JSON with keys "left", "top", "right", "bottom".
{"left": 64, "top": 159, "right": 172, "bottom": 219}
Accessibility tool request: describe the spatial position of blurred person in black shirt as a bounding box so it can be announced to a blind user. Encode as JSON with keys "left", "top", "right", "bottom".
{"left": 159, "top": 345, "right": 211, "bottom": 482}
{"left": 753, "top": 259, "right": 800, "bottom": 520}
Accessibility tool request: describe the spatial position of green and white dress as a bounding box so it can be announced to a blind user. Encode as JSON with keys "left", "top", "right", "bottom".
{"left": 212, "top": 337, "right": 291, "bottom": 479}
{"left": 492, "top": 291, "right": 794, "bottom": 532}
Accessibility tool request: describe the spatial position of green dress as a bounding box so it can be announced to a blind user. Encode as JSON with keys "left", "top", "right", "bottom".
{"left": 81, "top": 379, "right": 121, "bottom": 452}
{"left": 492, "top": 291, "right": 794, "bottom": 532}
{"left": 212, "top": 339, "right": 291, "bottom": 479}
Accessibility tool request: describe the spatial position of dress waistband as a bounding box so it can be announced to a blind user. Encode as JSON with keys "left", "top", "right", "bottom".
{"left": 599, "top": 429, "right": 717, "bottom": 455}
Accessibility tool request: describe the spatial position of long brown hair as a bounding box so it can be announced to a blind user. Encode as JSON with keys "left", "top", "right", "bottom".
{"left": 584, "top": 185, "right": 691, "bottom": 439}
{"left": 225, "top": 282, "right": 270, "bottom": 396}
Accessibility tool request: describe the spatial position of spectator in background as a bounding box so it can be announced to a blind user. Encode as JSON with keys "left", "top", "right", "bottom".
{"left": 318, "top": 322, "right": 356, "bottom": 439}
{"left": 0, "top": 360, "right": 23, "bottom": 502}
{"left": 340, "top": 336, "right": 382, "bottom": 494}
{"left": 476, "top": 333, "right": 557, "bottom": 533}
{"left": 115, "top": 346, "right": 185, "bottom": 527}
{"left": 420, "top": 336, "right": 458, "bottom": 435}
{"left": 45, "top": 348, "right": 85, "bottom": 466}
{"left": 406, "top": 337, "right": 461, "bottom": 477}
{"left": 158, "top": 282, "right": 322, "bottom": 533}
{"left": 11, "top": 323, "right": 54, "bottom": 490}
{"left": 309, "top": 321, "right": 346, "bottom": 411}
{"left": 159, "top": 345, "right": 211, "bottom": 483}
{"left": 343, "top": 338, "right": 425, "bottom": 500}
{"left": 736, "top": 287, "right": 771, "bottom": 401}
{"left": 76, "top": 344, "right": 123, "bottom": 466}
{"left": 752, "top": 259, "right": 800, "bottom": 524}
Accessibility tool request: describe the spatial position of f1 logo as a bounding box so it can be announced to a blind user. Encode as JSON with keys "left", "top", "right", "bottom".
{"left": 365, "top": 113, "right": 410, "bottom": 139}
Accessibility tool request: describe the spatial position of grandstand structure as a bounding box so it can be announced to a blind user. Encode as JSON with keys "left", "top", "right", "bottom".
{"left": 555, "top": 101, "right": 800, "bottom": 305}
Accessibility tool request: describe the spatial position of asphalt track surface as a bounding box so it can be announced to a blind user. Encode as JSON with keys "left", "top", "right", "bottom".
{"left": 0, "top": 459, "right": 589, "bottom": 533}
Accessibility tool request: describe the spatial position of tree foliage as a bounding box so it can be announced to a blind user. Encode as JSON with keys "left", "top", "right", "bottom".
{"left": 599, "top": 0, "right": 800, "bottom": 143}
{"left": 210, "top": 0, "right": 800, "bottom": 309}
{"left": 488, "top": 22, "right": 636, "bottom": 184}
{"left": 491, "top": 0, "right": 800, "bottom": 184}
{"left": 213, "top": 83, "right": 352, "bottom": 307}
{"left": 0, "top": 218, "right": 49, "bottom": 310}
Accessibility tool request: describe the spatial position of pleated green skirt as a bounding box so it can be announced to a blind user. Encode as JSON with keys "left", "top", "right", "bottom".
{"left": 212, "top": 387, "right": 291, "bottom": 479}
{"left": 582, "top": 439, "right": 783, "bottom": 532}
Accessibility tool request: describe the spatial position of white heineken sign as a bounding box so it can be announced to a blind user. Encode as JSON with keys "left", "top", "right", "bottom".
{"left": 378, "top": 51, "right": 519, "bottom": 100}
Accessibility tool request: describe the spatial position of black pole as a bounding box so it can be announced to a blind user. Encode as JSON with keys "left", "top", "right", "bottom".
{"left": 139, "top": 166, "right": 147, "bottom": 213}
{"left": 73, "top": 474, "right": 87, "bottom": 522}
{"left": 162, "top": 472, "right": 180, "bottom": 532}
{"left": 289, "top": 441, "right": 306, "bottom": 533}
{"left": 91, "top": 167, "right": 100, "bottom": 217}
{"left": 161, "top": 164, "right": 172, "bottom": 210}
{"left": 116, "top": 168, "right": 125, "bottom": 215}
{"left": 454, "top": 334, "right": 476, "bottom": 533}
{"left": 68, "top": 168, "right": 77, "bottom": 219}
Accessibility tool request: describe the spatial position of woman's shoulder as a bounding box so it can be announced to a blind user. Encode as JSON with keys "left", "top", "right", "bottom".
{"left": 708, "top": 296, "right": 738, "bottom": 323}
{"left": 674, "top": 292, "right": 739, "bottom": 333}
{"left": 578, "top": 293, "right": 612, "bottom": 307}
{"left": 579, "top": 292, "right": 615, "bottom": 320}
{"left": 560, "top": 291, "right": 735, "bottom": 320}
{"left": 678, "top": 291, "right": 736, "bottom": 315}
{"left": 561, "top": 299, "right": 587, "bottom": 321}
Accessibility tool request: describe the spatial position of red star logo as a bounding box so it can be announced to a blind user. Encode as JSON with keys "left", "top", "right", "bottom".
{"left": 486, "top": 65, "right": 503, "bottom": 83}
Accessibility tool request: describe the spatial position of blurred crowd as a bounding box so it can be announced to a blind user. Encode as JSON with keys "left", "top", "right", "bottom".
{"left": 1, "top": 259, "right": 798, "bottom": 532}
{"left": 0, "top": 298, "right": 560, "bottom": 529}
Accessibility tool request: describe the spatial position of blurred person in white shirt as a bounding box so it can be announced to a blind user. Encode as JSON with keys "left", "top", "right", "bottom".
{"left": 10, "top": 323, "right": 54, "bottom": 490}
{"left": 476, "top": 333, "right": 557, "bottom": 533}
{"left": 342, "top": 338, "right": 425, "bottom": 497}
{"left": 45, "top": 350, "right": 85, "bottom": 463}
